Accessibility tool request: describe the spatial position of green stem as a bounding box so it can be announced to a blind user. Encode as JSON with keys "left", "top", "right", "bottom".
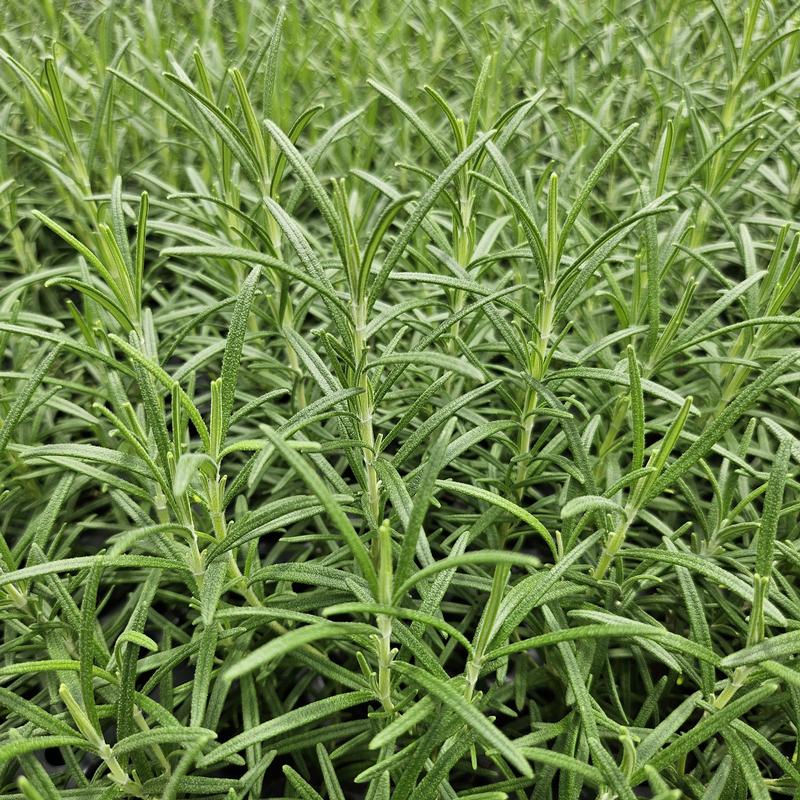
{"left": 375, "top": 519, "right": 394, "bottom": 712}
{"left": 353, "top": 300, "right": 380, "bottom": 529}
{"left": 714, "top": 665, "right": 751, "bottom": 710}
{"left": 464, "top": 292, "right": 556, "bottom": 696}
{"left": 352, "top": 303, "right": 393, "bottom": 711}
{"left": 465, "top": 563, "right": 510, "bottom": 699}
{"left": 593, "top": 517, "right": 631, "bottom": 581}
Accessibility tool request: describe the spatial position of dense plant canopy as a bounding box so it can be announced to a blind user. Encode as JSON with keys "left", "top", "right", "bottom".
{"left": 1, "top": 1, "right": 800, "bottom": 798}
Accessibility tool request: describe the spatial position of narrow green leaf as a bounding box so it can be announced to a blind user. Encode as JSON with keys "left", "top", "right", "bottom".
{"left": 0, "top": 345, "right": 61, "bottom": 455}
{"left": 632, "top": 682, "right": 778, "bottom": 782}
{"left": 436, "top": 479, "right": 556, "bottom": 558}
{"left": 367, "top": 131, "right": 495, "bottom": 308}
{"left": 219, "top": 265, "right": 260, "bottom": 433}
{"left": 393, "top": 662, "right": 532, "bottom": 778}
{"left": 262, "top": 426, "right": 377, "bottom": 595}
{"left": 224, "top": 622, "right": 374, "bottom": 682}
{"left": 198, "top": 691, "right": 373, "bottom": 766}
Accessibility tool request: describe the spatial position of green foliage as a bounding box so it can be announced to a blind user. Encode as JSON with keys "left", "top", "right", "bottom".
{"left": 1, "top": 1, "right": 799, "bottom": 798}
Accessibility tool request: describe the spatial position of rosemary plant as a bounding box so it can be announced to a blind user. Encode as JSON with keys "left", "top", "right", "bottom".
{"left": 1, "top": 1, "right": 799, "bottom": 798}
